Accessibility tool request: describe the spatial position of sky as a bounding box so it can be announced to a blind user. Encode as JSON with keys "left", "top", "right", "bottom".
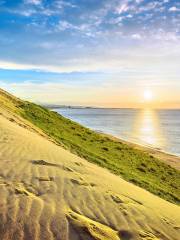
{"left": 0, "top": 0, "right": 180, "bottom": 108}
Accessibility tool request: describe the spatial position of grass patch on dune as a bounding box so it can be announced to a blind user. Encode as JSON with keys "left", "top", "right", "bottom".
{"left": 17, "top": 102, "right": 180, "bottom": 205}
{"left": 0, "top": 89, "right": 22, "bottom": 112}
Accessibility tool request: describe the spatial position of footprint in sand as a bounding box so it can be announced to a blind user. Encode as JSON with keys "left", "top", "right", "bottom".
{"left": 70, "top": 178, "right": 89, "bottom": 186}
{"left": 139, "top": 230, "right": 159, "bottom": 239}
{"left": 110, "top": 193, "right": 143, "bottom": 206}
{"left": 31, "top": 160, "right": 74, "bottom": 173}
{"left": 63, "top": 166, "right": 74, "bottom": 172}
{"left": 36, "top": 177, "right": 55, "bottom": 182}
{"left": 74, "top": 162, "right": 84, "bottom": 166}
{"left": 14, "top": 185, "right": 36, "bottom": 197}
{"left": 70, "top": 178, "right": 96, "bottom": 187}
{"left": 173, "top": 226, "right": 180, "bottom": 230}
{"left": 111, "top": 194, "right": 124, "bottom": 204}
{"left": 31, "top": 160, "right": 61, "bottom": 168}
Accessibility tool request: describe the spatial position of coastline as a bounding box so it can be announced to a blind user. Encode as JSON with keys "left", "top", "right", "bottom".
{"left": 55, "top": 108, "right": 180, "bottom": 166}
{"left": 98, "top": 131, "right": 180, "bottom": 170}
{"left": 52, "top": 108, "right": 180, "bottom": 171}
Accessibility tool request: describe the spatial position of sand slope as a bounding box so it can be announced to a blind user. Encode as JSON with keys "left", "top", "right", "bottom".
{"left": 0, "top": 109, "right": 179, "bottom": 240}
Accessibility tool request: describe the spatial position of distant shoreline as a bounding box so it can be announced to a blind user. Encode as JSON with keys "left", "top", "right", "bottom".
{"left": 45, "top": 105, "right": 180, "bottom": 110}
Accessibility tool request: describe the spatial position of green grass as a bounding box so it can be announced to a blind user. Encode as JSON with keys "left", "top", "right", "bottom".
{"left": 15, "top": 101, "right": 180, "bottom": 205}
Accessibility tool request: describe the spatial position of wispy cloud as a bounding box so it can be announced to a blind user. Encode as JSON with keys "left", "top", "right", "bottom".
{"left": 131, "top": 33, "right": 142, "bottom": 40}
{"left": 25, "top": 0, "right": 42, "bottom": 5}
{"left": 169, "top": 6, "right": 180, "bottom": 12}
{"left": 115, "top": 3, "right": 129, "bottom": 14}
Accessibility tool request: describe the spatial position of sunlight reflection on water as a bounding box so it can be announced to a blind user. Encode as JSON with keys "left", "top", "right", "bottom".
{"left": 134, "top": 109, "right": 166, "bottom": 148}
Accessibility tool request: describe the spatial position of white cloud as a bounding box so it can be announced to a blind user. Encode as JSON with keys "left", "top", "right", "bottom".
{"left": 0, "top": 80, "right": 104, "bottom": 105}
{"left": 0, "top": 58, "right": 123, "bottom": 73}
{"left": 136, "top": 0, "right": 144, "bottom": 3}
{"left": 0, "top": 61, "right": 36, "bottom": 71}
{"left": 57, "top": 21, "right": 74, "bottom": 31}
{"left": 108, "top": 16, "right": 124, "bottom": 24}
{"left": 169, "top": 6, "right": 179, "bottom": 12}
{"left": 127, "top": 14, "right": 133, "bottom": 18}
{"left": 55, "top": 0, "right": 77, "bottom": 9}
{"left": 56, "top": 20, "right": 96, "bottom": 37}
{"left": 16, "top": 9, "right": 36, "bottom": 16}
{"left": 137, "top": 1, "right": 162, "bottom": 14}
{"left": 152, "top": 29, "right": 180, "bottom": 41}
{"left": 14, "top": 0, "right": 75, "bottom": 17}
{"left": 115, "top": 3, "right": 129, "bottom": 14}
{"left": 25, "top": 0, "right": 42, "bottom": 5}
{"left": 131, "top": 34, "right": 142, "bottom": 40}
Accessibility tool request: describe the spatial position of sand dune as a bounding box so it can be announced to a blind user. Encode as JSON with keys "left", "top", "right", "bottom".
{"left": 0, "top": 106, "right": 180, "bottom": 239}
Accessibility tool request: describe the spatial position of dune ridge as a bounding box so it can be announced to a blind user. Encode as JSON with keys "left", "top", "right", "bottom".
{"left": 0, "top": 92, "right": 180, "bottom": 239}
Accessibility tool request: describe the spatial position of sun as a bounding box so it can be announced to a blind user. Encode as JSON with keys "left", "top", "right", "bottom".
{"left": 143, "top": 90, "right": 153, "bottom": 102}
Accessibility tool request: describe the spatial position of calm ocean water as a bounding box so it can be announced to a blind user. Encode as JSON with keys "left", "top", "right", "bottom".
{"left": 55, "top": 108, "right": 180, "bottom": 156}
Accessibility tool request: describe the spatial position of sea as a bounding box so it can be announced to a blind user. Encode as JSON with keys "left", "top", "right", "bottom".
{"left": 54, "top": 108, "right": 180, "bottom": 157}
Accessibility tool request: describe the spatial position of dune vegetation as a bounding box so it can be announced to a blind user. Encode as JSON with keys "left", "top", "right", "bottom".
{"left": 0, "top": 89, "right": 179, "bottom": 204}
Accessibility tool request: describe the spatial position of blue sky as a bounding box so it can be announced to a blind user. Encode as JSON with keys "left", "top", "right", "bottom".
{"left": 0, "top": 0, "right": 180, "bottom": 107}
